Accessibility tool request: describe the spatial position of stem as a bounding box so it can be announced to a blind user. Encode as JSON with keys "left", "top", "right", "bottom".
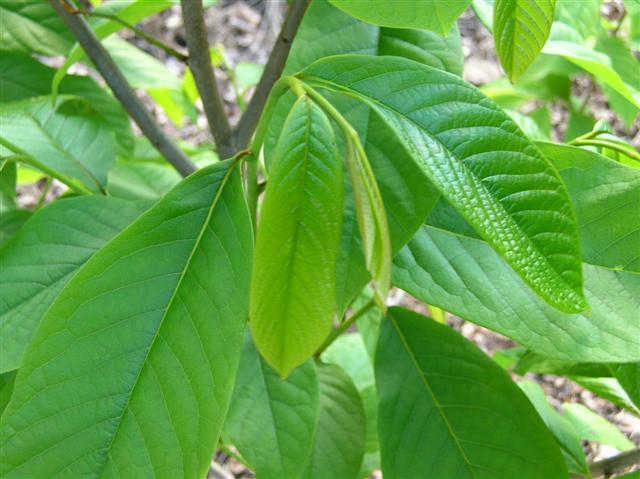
{"left": 570, "top": 448, "right": 640, "bottom": 479}
{"left": 245, "top": 158, "right": 258, "bottom": 229}
{"left": 570, "top": 139, "right": 640, "bottom": 162}
{"left": 315, "top": 299, "right": 377, "bottom": 356}
{"left": 50, "top": 0, "right": 197, "bottom": 177}
{"left": 35, "top": 177, "right": 53, "bottom": 209}
{"left": 249, "top": 76, "right": 292, "bottom": 153}
{"left": 180, "top": 0, "right": 234, "bottom": 159}
{"left": 72, "top": 10, "right": 188, "bottom": 62}
{"left": 234, "top": 0, "right": 311, "bottom": 149}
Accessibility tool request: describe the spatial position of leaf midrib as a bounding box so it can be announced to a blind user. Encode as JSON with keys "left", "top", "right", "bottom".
{"left": 94, "top": 162, "right": 237, "bottom": 477}
{"left": 388, "top": 313, "right": 478, "bottom": 479}
{"left": 301, "top": 74, "right": 580, "bottom": 307}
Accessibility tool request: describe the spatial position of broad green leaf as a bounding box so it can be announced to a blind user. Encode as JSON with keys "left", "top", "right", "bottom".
{"left": 493, "top": 0, "right": 556, "bottom": 81}
{"left": 394, "top": 226, "right": 640, "bottom": 362}
{"left": 553, "top": 0, "right": 602, "bottom": 42}
{"left": 543, "top": 40, "right": 640, "bottom": 107}
{"left": 302, "top": 363, "right": 366, "bottom": 479}
{"left": 224, "top": 337, "right": 320, "bottom": 479}
{"left": 250, "top": 96, "right": 343, "bottom": 377}
{"left": 0, "top": 159, "right": 16, "bottom": 213}
{"left": 518, "top": 381, "right": 590, "bottom": 478}
{"left": 0, "top": 160, "right": 253, "bottom": 478}
{"left": 0, "top": 97, "right": 116, "bottom": 193}
{"left": 104, "top": 36, "right": 181, "bottom": 89}
{"left": 300, "top": 55, "right": 587, "bottom": 312}
{"left": 0, "top": 196, "right": 151, "bottom": 373}
{"left": 107, "top": 161, "right": 181, "bottom": 200}
{"left": 378, "top": 26, "right": 464, "bottom": 77}
{"left": 0, "top": 0, "right": 72, "bottom": 56}
{"left": 538, "top": 143, "right": 640, "bottom": 272}
{"left": 594, "top": 36, "right": 640, "bottom": 127}
{"left": 376, "top": 307, "right": 567, "bottom": 478}
{"left": 613, "top": 363, "right": 640, "bottom": 411}
{"left": 563, "top": 403, "right": 635, "bottom": 451}
{"left": 268, "top": 1, "right": 459, "bottom": 313}
{"left": 0, "top": 54, "right": 134, "bottom": 154}
{"left": 329, "top": 0, "right": 471, "bottom": 35}
{"left": 322, "top": 333, "right": 379, "bottom": 478}
{"left": 0, "top": 210, "right": 31, "bottom": 248}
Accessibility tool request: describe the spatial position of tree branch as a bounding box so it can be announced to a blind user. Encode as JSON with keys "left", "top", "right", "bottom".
{"left": 180, "top": 0, "right": 234, "bottom": 158}
{"left": 234, "top": 0, "right": 311, "bottom": 149}
{"left": 50, "top": 0, "right": 197, "bottom": 177}
{"left": 571, "top": 448, "right": 640, "bottom": 479}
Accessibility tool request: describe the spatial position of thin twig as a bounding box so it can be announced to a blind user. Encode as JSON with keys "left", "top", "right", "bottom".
{"left": 50, "top": 0, "right": 197, "bottom": 177}
{"left": 571, "top": 448, "right": 640, "bottom": 478}
{"left": 234, "top": 0, "right": 311, "bottom": 149}
{"left": 180, "top": 0, "right": 234, "bottom": 159}
{"left": 72, "top": 9, "right": 189, "bottom": 62}
{"left": 571, "top": 139, "right": 640, "bottom": 162}
{"left": 315, "top": 299, "right": 377, "bottom": 357}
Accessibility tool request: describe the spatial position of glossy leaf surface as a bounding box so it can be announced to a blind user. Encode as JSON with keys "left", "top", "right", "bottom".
{"left": 301, "top": 55, "right": 586, "bottom": 312}
{"left": 394, "top": 225, "right": 640, "bottom": 362}
{"left": 0, "top": 0, "right": 72, "bottom": 56}
{"left": 1, "top": 160, "right": 253, "bottom": 478}
{"left": 538, "top": 142, "right": 640, "bottom": 272}
{"left": 376, "top": 307, "right": 566, "bottom": 478}
{"left": 0, "top": 196, "right": 151, "bottom": 373}
{"left": 250, "top": 96, "right": 343, "bottom": 377}
{"left": 493, "top": 0, "right": 555, "bottom": 81}
{"left": 329, "top": 0, "right": 471, "bottom": 35}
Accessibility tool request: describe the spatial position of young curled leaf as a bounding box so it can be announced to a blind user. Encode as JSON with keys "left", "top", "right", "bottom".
{"left": 250, "top": 95, "right": 344, "bottom": 377}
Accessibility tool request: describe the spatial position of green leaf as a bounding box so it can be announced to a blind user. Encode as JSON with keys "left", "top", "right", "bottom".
{"left": 493, "top": 0, "right": 556, "bottom": 81}
{"left": 563, "top": 403, "right": 635, "bottom": 451}
{"left": 224, "top": 337, "right": 320, "bottom": 479}
{"left": 268, "top": 1, "right": 459, "bottom": 313}
{"left": 250, "top": 96, "right": 343, "bottom": 377}
{"left": 378, "top": 26, "right": 464, "bottom": 77}
{"left": 300, "top": 55, "right": 587, "bottom": 312}
{"left": 0, "top": 159, "right": 16, "bottom": 213}
{"left": 0, "top": 54, "right": 134, "bottom": 154}
{"left": 329, "top": 0, "right": 471, "bottom": 35}
{"left": 0, "top": 209, "right": 31, "bottom": 248}
{"left": 594, "top": 35, "right": 640, "bottom": 127}
{"left": 0, "top": 0, "right": 72, "bottom": 56}
{"left": 344, "top": 130, "right": 391, "bottom": 304}
{"left": 543, "top": 40, "right": 640, "bottom": 108}
{"left": 518, "top": 381, "right": 590, "bottom": 478}
{"left": 613, "top": 363, "right": 640, "bottom": 411}
{"left": 538, "top": 142, "right": 640, "bottom": 272}
{"left": 376, "top": 307, "right": 567, "bottom": 478}
{"left": 321, "top": 333, "right": 379, "bottom": 478}
{"left": 570, "top": 376, "right": 640, "bottom": 415}
{"left": 0, "top": 97, "right": 117, "bottom": 193}
{"left": 107, "top": 161, "right": 182, "bottom": 200}
{"left": 0, "top": 160, "right": 253, "bottom": 478}
{"left": 0, "top": 196, "right": 151, "bottom": 373}
{"left": 394, "top": 226, "right": 640, "bottom": 362}
{"left": 302, "top": 363, "right": 366, "bottom": 479}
